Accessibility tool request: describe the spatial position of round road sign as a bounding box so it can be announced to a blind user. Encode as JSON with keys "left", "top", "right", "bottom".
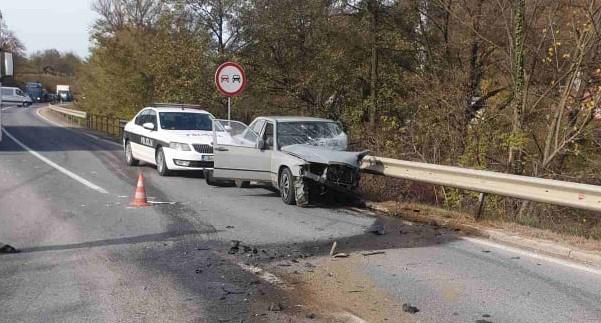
{"left": 215, "top": 62, "right": 247, "bottom": 97}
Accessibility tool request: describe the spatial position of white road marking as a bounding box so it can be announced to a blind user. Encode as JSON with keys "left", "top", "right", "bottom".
{"left": 1, "top": 128, "right": 109, "bottom": 194}
{"left": 35, "top": 107, "right": 123, "bottom": 148}
{"left": 1, "top": 106, "right": 16, "bottom": 111}
{"left": 463, "top": 236, "right": 601, "bottom": 276}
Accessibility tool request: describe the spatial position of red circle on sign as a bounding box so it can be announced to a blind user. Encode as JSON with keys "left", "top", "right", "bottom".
{"left": 215, "top": 61, "right": 247, "bottom": 97}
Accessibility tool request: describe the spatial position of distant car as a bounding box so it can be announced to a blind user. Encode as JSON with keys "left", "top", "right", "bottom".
{"left": 209, "top": 116, "right": 369, "bottom": 205}
{"left": 1, "top": 87, "right": 33, "bottom": 107}
{"left": 122, "top": 106, "right": 215, "bottom": 176}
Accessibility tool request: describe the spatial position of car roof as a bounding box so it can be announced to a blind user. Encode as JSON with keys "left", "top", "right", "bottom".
{"left": 144, "top": 107, "right": 212, "bottom": 114}
{"left": 258, "top": 116, "right": 336, "bottom": 123}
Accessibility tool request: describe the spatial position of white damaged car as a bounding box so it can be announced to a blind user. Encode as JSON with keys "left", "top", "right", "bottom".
{"left": 123, "top": 105, "right": 215, "bottom": 176}
{"left": 208, "top": 116, "right": 369, "bottom": 205}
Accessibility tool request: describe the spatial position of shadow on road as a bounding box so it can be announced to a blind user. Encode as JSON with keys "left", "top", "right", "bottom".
{"left": 0, "top": 126, "right": 121, "bottom": 152}
{"left": 13, "top": 230, "right": 217, "bottom": 254}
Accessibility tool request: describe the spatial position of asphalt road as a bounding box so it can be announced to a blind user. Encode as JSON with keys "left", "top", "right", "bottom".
{"left": 1, "top": 104, "right": 601, "bottom": 323}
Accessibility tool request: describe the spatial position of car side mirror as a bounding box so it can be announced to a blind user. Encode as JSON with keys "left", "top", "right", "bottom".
{"left": 142, "top": 122, "right": 155, "bottom": 131}
{"left": 266, "top": 137, "right": 274, "bottom": 147}
{"left": 257, "top": 138, "right": 266, "bottom": 150}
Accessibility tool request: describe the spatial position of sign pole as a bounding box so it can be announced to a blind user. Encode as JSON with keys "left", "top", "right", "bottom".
{"left": 215, "top": 61, "right": 247, "bottom": 122}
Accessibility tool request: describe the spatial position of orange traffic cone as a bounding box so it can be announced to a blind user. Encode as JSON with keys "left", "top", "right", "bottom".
{"left": 131, "top": 172, "right": 149, "bottom": 207}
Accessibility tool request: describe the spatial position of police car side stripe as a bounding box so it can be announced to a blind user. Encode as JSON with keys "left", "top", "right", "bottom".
{"left": 123, "top": 130, "right": 170, "bottom": 148}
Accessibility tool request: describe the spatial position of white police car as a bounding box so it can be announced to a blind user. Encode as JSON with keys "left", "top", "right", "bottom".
{"left": 123, "top": 104, "right": 215, "bottom": 176}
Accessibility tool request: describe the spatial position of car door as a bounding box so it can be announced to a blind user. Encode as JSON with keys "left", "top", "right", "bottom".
{"left": 213, "top": 119, "right": 272, "bottom": 181}
{"left": 137, "top": 110, "right": 159, "bottom": 163}
{"left": 129, "top": 110, "right": 154, "bottom": 163}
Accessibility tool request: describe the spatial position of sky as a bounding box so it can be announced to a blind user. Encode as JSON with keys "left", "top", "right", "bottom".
{"left": 1, "top": 0, "right": 96, "bottom": 58}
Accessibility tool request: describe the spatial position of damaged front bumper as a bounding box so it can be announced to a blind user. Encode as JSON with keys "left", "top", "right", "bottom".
{"left": 300, "top": 162, "right": 360, "bottom": 193}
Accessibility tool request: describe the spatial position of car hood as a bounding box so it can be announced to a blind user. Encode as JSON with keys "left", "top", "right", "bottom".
{"left": 162, "top": 130, "right": 213, "bottom": 144}
{"left": 281, "top": 144, "right": 369, "bottom": 168}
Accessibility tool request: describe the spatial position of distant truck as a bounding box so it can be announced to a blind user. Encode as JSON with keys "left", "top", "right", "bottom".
{"left": 56, "top": 84, "right": 72, "bottom": 102}
{"left": 25, "top": 82, "right": 44, "bottom": 102}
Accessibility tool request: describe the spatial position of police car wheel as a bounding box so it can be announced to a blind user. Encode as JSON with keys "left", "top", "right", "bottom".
{"left": 156, "top": 147, "right": 171, "bottom": 176}
{"left": 125, "top": 141, "right": 138, "bottom": 166}
{"left": 205, "top": 170, "right": 218, "bottom": 186}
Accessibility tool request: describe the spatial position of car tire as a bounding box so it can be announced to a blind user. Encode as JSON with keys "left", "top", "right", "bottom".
{"left": 156, "top": 147, "right": 171, "bottom": 176}
{"left": 279, "top": 167, "right": 296, "bottom": 205}
{"left": 205, "top": 170, "right": 219, "bottom": 186}
{"left": 234, "top": 179, "right": 250, "bottom": 188}
{"left": 125, "top": 140, "right": 139, "bottom": 166}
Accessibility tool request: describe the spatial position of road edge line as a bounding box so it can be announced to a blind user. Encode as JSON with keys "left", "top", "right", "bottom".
{"left": 463, "top": 236, "right": 601, "bottom": 275}
{"left": 359, "top": 202, "right": 601, "bottom": 270}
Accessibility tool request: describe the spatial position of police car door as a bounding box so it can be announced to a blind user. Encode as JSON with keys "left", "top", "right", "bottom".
{"left": 130, "top": 109, "right": 154, "bottom": 163}
{"left": 138, "top": 109, "right": 158, "bottom": 163}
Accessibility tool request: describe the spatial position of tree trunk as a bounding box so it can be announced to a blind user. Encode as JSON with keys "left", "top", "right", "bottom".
{"left": 509, "top": 0, "right": 525, "bottom": 175}
{"left": 465, "top": 0, "right": 484, "bottom": 120}
{"left": 368, "top": 0, "right": 379, "bottom": 129}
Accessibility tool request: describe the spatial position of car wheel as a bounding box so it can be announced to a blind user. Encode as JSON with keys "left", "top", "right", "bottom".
{"left": 156, "top": 147, "right": 171, "bottom": 176}
{"left": 205, "top": 170, "right": 219, "bottom": 186}
{"left": 279, "top": 167, "right": 296, "bottom": 205}
{"left": 125, "top": 140, "right": 139, "bottom": 166}
{"left": 234, "top": 179, "right": 250, "bottom": 188}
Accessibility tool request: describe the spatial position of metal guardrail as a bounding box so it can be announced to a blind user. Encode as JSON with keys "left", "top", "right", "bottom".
{"left": 361, "top": 156, "right": 601, "bottom": 213}
{"left": 48, "top": 104, "right": 127, "bottom": 139}
{"left": 48, "top": 104, "right": 87, "bottom": 118}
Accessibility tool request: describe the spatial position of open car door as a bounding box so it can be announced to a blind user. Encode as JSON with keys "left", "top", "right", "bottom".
{"left": 212, "top": 119, "right": 272, "bottom": 182}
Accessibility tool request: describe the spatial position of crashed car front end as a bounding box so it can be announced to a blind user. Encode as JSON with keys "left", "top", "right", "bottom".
{"left": 300, "top": 162, "right": 361, "bottom": 192}
{"left": 279, "top": 143, "right": 369, "bottom": 205}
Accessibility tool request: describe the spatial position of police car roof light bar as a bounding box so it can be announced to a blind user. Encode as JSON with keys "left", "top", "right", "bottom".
{"left": 152, "top": 103, "right": 203, "bottom": 110}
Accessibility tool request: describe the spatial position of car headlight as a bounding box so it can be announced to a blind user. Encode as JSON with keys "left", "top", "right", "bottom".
{"left": 169, "top": 142, "right": 191, "bottom": 151}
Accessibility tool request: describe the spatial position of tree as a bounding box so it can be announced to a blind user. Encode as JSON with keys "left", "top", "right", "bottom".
{"left": 508, "top": 0, "right": 525, "bottom": 175}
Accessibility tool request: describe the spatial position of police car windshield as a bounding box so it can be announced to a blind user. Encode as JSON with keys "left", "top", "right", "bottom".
{"left": 159, "top": 112, "right": 212, "bottom": 131}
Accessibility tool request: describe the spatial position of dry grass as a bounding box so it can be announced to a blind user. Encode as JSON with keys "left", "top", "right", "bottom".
{"left": 368, "top": 200, "right": 601, "bottom": 253}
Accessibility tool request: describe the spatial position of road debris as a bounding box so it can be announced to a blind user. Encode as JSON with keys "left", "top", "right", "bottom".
{"left": 268, "top": 302, "right": 284, "bottom": 312}
{"left": 482, "top": 250, "right": 491, "bottom": 253}
{"left": 402, "top": 303, "right": 420, "bottom": 314}
{"left": 329, "top": 241, "right": 338, "bottom": 256}
{"left": 333, "top": 253, "right": 350, "bottom": 258}
{"left": 222, "top": 287, "right": 245, "bottom": 295}
{"left": 195, "top": 269, "right": 203, "bottom": 274}
{"left": 305, "top": 313, "right": 316, "bottom": 319}
{"left": 229, "top": 240, "right": 241, "bottom": 254}
{"left": 0, "top": 244, "right": 20, "bottom": 254}
{"left": 226, "top": 225, "right": 235, "bottom": 229}
{"left": 368, "top": 221, "right": 385, "bottom": 235}
{"left": 362, "top": 251, "right": 386, "bottom": 256}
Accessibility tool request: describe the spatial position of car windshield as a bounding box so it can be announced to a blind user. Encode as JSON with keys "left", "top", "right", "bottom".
{"left": 277, "top": 121, "right": 345, "bottom": 149}
{"left": 159, "top": 112, "right": 212, "bottom": 131}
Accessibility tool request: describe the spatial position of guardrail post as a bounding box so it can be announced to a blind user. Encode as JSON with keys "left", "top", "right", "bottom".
{"left": 474, "top": 192, "right": 486, "bottom": 220}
